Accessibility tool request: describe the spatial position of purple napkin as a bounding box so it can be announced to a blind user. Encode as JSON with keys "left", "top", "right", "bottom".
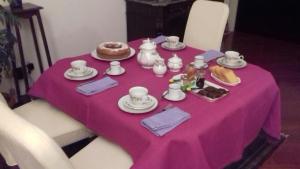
{"left": 141, "top": 107, "right": 191, "bottom": 136}
{"left": 152, "top": 35, "right": 167, "bottom": 44}
{"left": 200, "top": 50, "right": 224, "bottom": 62}
{"left": 76, "top": 77, "right": 118, "bottom": 95}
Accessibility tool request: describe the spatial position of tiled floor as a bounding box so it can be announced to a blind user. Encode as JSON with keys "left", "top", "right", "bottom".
{"left": 223, "top": 32, "right": 300, "bottom": 169}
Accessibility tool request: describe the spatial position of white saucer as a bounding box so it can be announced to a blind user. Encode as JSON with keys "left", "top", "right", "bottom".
{"left": 162, "top": 91, "right": 186, "bottom": 101}
{"left": 216, "top": 57, "right": 247, "bottom": 69}
{"left": 123, "top": 97, "right": 155, "bottom": 110}
{"left": 190, "top": 62, "right": 208, "bottom": 69}
{"left": 66, "top": 68, "right": 93, "bottom": 78}
{"left": 161, "top": 42, "right": 186, "bottom": 51}
{"left": 64, "top": 68, "right": 98, "bottom": 81}
{"left": 90, "top": 48, "right": 136, "bottom": 61}
{"left": 211, "top": 72, "right": 241, "bottom": 86}
{"left": 118, "top": 95, "right": 158, "bottom": 114}
{"left": 106, "top": 67, "right": 126, "bottom": 76}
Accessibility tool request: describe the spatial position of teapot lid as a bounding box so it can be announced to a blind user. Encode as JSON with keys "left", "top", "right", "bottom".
{"left": 168, "top": 53, "right": 182, "bottom": 63}
{"left": 142, "top": 38, "right": 151, "bottom": 44}
{"left": 140, "top": 39, "right": 156, "bottom": 49}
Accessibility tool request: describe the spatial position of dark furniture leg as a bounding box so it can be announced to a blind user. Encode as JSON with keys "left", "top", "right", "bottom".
{"left": 29, "top": 17, "right": 44, "bottom": 73}
{"left": 36, "top": 11, "right": 52, "bottom": 67}
{"left": 5, "top": 20, "right": 21, "bottom": 100}
{"left": 14, "top": 24, "right": 30, "bottom": 92}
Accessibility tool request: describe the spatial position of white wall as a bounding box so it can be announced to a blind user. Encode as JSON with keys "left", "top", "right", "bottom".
{"left": 1, "top": 0, "right": 127, "bottom": 94}
{"left": 225, "top": 0, "right": 239, "bottom": 32}
{"left": 23, "top": 0, "right": 127, "bottom": 64}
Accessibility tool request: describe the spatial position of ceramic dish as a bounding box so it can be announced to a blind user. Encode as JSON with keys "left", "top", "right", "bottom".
{"left": 216, "top": 57, "right": 247, "bottom": 69}
{"left": 105, "top": 67, "right": 126, "bottom": 76}
{"left": 190, "top": 62, "right": 208, "bottom": 69}
{"left": 161, "top": 42, "right": 186, "bottom": 51}
{"left": 66, "top": 68, "right": 93, "bottom": 78}
{"left": 211, "top": 73, "right": 241, "bottom": 86}
{"left": 123, "top": 97, "right": 155, "bottom": 110}
{"left": 191, "top": 80, "right": 229, "bottom": 102}
{"left": 162, "top": 90, "right": 186, "bottom": 101}
{"left": 64, "top": 68, "right": 98, "bottom": 81}
{"left": 118, "top": 95, "right": 158, "bottom": 114}
{"left": 90, "top": 48, "right": 136, "bottom": 61}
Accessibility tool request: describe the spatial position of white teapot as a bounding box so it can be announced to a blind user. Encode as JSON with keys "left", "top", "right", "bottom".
{"left": 167, "top": 53, "right": 183, "bottom": 72}
{"left": 137, "top": 38, "right": 160, "bottom": 69}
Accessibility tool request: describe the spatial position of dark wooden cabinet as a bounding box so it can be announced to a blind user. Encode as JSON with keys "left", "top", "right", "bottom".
{"left": 126, "top": 0, "right": 195, "bottom": 41}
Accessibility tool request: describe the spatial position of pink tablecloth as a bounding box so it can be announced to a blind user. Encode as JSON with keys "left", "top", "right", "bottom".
{"left": 29, "top": 39, "right": 281, "bottom": 169}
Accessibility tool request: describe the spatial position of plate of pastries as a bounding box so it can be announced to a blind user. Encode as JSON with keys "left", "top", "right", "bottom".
{"left": 209, "top": 65, "right": 241, "bottom": 86}
{"left": 91, "top": 42, "right": 136, "bottom": 61}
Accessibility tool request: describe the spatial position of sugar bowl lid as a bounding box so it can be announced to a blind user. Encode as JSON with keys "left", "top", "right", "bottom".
{"left": 168, "top": 53, "right": 182, "bottom": 63}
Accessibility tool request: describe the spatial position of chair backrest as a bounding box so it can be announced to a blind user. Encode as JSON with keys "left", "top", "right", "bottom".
{"left": 0, "top": 102, "right": 74, "bottom": 169}
{"left": 0, "top": 93, "right": 17, "bottom": 166}
{"left": 183, "top": 0, "right": 229, "bottom": 51}
{"left": 0, "top": 93, "right": 7, "bottom": 105}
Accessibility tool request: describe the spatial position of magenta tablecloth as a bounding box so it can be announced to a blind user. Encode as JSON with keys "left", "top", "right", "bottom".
{"left": 29, "top": 39, "right": 281, "bottom": 169}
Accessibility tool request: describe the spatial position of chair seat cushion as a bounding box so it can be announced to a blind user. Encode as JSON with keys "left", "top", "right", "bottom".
{"left": 70, "top": 137, "right": 133, "bottom": 169}
{"left": 13, "top": 100, "right": 93, "bottom": 147}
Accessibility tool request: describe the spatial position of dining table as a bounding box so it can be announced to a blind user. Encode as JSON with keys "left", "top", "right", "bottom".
{"left": 28, "top": 39, "right": 281, "bottom": 169}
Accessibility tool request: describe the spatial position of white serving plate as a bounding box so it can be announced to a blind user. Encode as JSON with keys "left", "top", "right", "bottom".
{"left": 191, "top": 80, "right": 229, "bottom": 102}
{"left": 161, "top": 42, "right": 186, "bottom": 51}
{"left": 216, "top": 57, "right": 247, "bottom": 69}
{"left": 90, "top": 48, "right": 136, "bottom": 61}
{"left": 118, "top": 95, "right": 158, "bottom": 114}
{"left": 210, "top": 72, "right": 241, "bottom": 86}
{"left": 64, "top": 68, "right": 98, "bottom": 81}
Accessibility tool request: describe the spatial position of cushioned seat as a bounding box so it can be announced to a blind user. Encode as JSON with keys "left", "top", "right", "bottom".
{"left": 13, "top": 100, "right": 92, "bottom": 147}
{"left": 70, "top": 137, "right": 133, "bottom": 169}
{"left": 0, "top": 94, "right": 93, "bottom": 166}
{"left": 0, "top": 101, "right": 133, "bottom": 169}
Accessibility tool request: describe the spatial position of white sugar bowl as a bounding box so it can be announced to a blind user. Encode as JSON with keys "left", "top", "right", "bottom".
{"left": 167, "top": 53, "right": 183, "bottom": 72}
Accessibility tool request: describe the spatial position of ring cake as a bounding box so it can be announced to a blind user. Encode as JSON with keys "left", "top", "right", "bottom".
{"left": 96, "top": 42, "right": 130, "bottom": 59}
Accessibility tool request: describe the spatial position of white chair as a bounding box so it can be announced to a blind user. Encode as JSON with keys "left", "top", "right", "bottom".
{"left": 0, "top": 93, "right": 6, "bottom": 104}
{"left": 0, "top": 94, "right": 93, "bottom": 166}
{"left": 0, "top": 101, "right": 132, "bottom": 169}
{"left": 183, "top": 0, "right": 229, "bottom": 51}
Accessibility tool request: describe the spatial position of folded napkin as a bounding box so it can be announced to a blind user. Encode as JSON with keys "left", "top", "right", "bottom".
{"left": 152, "top": 35, "right": 166, "bottom": 44}
{"left": 141, "top": 107, "right": 191, "bottom": 136}
{"left": 201, "top": 50, "right": 224, "bottom": 62}
{"left": 76, "top": 77, "right": 118, "bottom": 95}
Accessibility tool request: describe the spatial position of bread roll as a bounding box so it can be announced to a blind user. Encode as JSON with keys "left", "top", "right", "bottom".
{"left": 210, "top": 65, "right": 238, "bottom": 83}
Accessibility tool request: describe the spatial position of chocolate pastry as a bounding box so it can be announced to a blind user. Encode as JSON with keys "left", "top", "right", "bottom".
{"left": 197, "top": 86, "right": 228, "bottom": 99}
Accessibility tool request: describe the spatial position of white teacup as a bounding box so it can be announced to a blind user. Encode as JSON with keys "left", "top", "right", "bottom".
{"left": 167, "top": 83, "right": 182, "bottom": 99}
{"left": 166, "top": 36, "right": 179, "bottom": 48}
{"left": 70, "top": 60, "right": 87, "bottom": 74}
{"left": 109, "top": 61, "right": 122, "bottom": 74}
{"left": 129, "top": 86, "right": 149, "bottom": 106}
{"left": 224, "top": 51, "right": 244, "bottom": 65}
{"left": 193, "top": 55, "right": 205, "bottom": 69}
